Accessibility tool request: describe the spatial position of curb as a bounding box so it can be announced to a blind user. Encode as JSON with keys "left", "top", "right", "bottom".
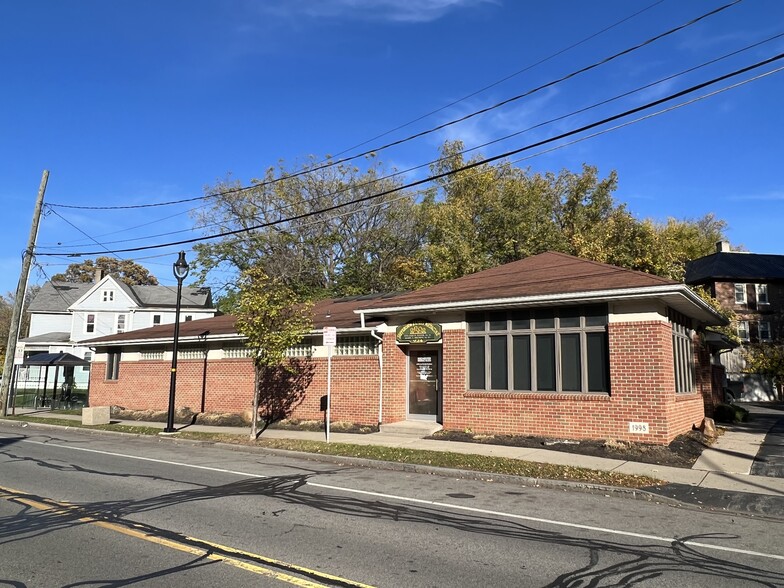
{"left": 4, "top": 417, "right": 779, "bottom": 519}
{"left": 1, "top": 417, "right": 668, "bottom": 503}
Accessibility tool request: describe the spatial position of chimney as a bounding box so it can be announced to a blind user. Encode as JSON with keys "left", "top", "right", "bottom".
{"left": 94, "top": 269, "right": 105, "bottom": 283}
{"left": 716, "top": 241, "right": 731, "bottom": 253}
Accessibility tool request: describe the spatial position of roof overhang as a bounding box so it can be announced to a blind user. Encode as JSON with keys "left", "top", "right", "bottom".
{"left": 88, "top": 332, "right": 244, "bottom": 349}
{"left": 356, "top": 285, "right": 726, "bottom": 327}
{"left": 702, "top": 330, "right": 739, "bottom": 351}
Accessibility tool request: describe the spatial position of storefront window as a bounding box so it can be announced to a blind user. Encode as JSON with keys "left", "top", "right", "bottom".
{"left": 467, "top": 305, "right": 609, "bottom": 393}
{"left": 670, "top": 310, "right": 695, "bottom": 394}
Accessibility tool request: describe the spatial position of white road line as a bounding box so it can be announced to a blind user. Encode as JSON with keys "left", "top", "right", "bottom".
{"left": 13, "top": 436, "right": 784, "bottom": 562}
{"left": 20, "top": 438, "right": 269, "bottom": 479}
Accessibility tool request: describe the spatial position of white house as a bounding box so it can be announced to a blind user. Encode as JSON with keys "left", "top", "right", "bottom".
{"left": 16, "top": 272, "right": 216, "bottom": 399}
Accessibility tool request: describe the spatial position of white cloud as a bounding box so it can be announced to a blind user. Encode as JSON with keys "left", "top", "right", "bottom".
{"left": 256, "top": 0, "right": 497, "bottom": 24}
{"left": 431, "top": 86, "right": 562, "bottom": 156}
{"left": 726, "top": 190, "right": 784, "bottom": 202}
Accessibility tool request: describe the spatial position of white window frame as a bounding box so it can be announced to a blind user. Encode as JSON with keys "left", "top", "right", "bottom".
{"left": 116, "top": 313, "right": 127, "bottom": 334}
{"left": 734, "top": 283, "right": 747, "bottom": 305}
{"left": 757, "top": 284, "right": 769, "bottom": 305}
{"left": 102, "top": 290, "right": 114, "bottom": 302}
{"left": 759, "top": 321, "right": 772, "bottom": 342}
{"left": 85, "top": 313, "right": 96, "bottom": 334}
{"left": 153, "top": 314, "right": 161, "bottom": 325}
{"left": 737, "top": 320, "right": 750, "bottom": 342}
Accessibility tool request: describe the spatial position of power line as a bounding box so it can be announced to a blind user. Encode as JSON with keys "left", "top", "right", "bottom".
{"left": 38, "top": 29, "right": 784, "bottom": 254}
{"left": 35, "top": 62, "right": 784, "bottom": 282}
{"left": 45, "top": 0, "right": 741, "bottom": 213}
{"left": 35, "top": 49, "right": 784, "bottom": 259}
{"left": 327, "top": 0, "right": 667, "bottom": 160}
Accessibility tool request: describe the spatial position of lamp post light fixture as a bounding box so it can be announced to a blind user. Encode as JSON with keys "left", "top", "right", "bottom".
{"left": 163, "top": 251, "right": 190, "bottom": 433}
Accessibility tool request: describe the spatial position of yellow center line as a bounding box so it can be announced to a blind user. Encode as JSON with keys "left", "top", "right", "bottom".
{"left": 0, "top": 484, "right": 376, "bottom": 588}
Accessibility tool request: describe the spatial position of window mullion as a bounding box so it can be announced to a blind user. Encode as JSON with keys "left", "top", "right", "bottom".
{"left": 554, "top": 329, "right": 562, "bottom": 392}
{"left": 484, "top": 334, "right": 491, "bottom": 390}
{"left": 508, "top": 333, "right": 515, "bottom": 391}
{"left": 530, "top": 333, "right": 538, "bottom": 392}
{"left": 580, "top": 331, "right": 587, "bottom": 392}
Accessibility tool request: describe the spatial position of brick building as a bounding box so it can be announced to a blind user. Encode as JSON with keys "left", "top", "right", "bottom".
{"left": 686, "top": 241, "right": 784, "bottom": 401}
{"left": 86, "top": 252, "right": 727, "bottom": 444}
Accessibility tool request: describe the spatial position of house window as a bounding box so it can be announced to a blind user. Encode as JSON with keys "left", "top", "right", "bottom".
{"left": 102, "top": 290, "right": 114, "bottom": 302}
{"left": 757, "top": 284, "right": 769, "bottom": 305}
{"left": 86, "top": 314, "right": 95, "bottom": 333}
{"left": 670, "top": 312, "right": 695, "bottom": 394}
{"left": 737, "top": 320, "right": 750, "bottom": 342}
{"left": 153, "top": 314, "right": 161, "bottom": 325}
{"left": 84, "top": 351, "right": 92, "bottom": 371}
{"left": 759, "top": 321, "right": 772, "bottom": 342}
{"left": 106, "top": 349, "right": 121, "bottom": 380}
{"left": 467, "top": 305, "right": 609, "bottom": 393}
{"left": 184, "top": 315, "right": 193, "bottom": 322}
{"left": 116, "top": 314, "right": 126, "bottom": 334}
{"left": 734, "top": 284, "right": 747, "bottom": 305}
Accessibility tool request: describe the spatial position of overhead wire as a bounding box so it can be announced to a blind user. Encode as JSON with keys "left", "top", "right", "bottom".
{"left": 34, "top": 49, "right": 784, "bottom": 259}
{"left": 45, "top": 0, "right": 742, "bottom": 212}
{"left": 38, "top": 30, "right": 784, "bottom": 254}
{"left": 327, "top": 0, "right": 667, "bottom": 159}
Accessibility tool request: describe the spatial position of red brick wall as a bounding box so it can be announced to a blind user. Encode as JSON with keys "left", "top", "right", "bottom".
{"left": 381, "top": 332, "right": 408, "bottom": 422}
{"left": 90, "top": 318, "right": 710, "bottom": 444}
{"left": 90, "top": 354, "right": 382, "bottom": 425}
{"left": 89, "top": 358, "right": 256, "bottom": 414}
{"left": 439, "top": 321, "right": 706, "bottom": 444}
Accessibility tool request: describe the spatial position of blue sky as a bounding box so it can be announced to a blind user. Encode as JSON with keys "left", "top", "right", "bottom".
{"left": 2, "top": 0, "right": 783, "bottom": 296}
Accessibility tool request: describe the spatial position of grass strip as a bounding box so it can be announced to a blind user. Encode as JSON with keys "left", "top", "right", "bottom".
{"left": 3, "top": 415, "right": 660, "bottom": 488}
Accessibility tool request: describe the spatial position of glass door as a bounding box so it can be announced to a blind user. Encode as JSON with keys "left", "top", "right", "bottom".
{"left": 408, "top": 349, "right": 439, "bottom": 419}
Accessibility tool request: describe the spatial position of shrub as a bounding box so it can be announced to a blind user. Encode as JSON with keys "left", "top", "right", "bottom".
{"left": 713, "top": 403, "right": 749, "bottom": 424}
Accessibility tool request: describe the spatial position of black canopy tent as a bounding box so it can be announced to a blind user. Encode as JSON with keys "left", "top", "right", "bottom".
{"left": 13, "top": 352, "right": 90, "bottom": 410}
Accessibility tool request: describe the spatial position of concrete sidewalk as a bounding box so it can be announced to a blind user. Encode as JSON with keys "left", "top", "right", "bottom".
{"left": 6, "top": 405, "right": 784, "bottom": 500}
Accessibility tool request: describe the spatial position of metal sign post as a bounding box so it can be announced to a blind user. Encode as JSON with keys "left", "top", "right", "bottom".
{"left": 323, "top": 327, "right": 337, "bottom": 443}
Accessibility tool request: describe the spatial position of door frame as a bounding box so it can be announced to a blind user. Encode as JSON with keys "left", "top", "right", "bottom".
{"left": 405, "top": 345, "right": 442, "bottom": 422}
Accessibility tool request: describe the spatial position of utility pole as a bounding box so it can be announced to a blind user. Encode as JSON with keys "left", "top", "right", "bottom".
{"left": 1, "top": 170, "right": 49, "bottom": 416}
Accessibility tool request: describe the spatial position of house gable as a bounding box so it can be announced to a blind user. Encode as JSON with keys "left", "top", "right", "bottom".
{"left": 69, "top": 275, "right": 140, "bottom": 313}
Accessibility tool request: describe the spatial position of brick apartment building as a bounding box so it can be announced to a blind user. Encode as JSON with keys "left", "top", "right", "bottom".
{"left": 686, "top": 241, "right": 784, "bottom": 401}
{"left": 86, "top": 252, "right": 727, "bottom": 444}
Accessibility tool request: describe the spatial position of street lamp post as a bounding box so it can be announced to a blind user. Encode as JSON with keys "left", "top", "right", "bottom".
{"left": 163, "top": 251, "right": 189, "bottom": 433}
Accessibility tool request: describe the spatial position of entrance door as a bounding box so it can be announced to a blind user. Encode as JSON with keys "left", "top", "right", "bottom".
{"left": 408, "top": 349, "right": 440, "bottom": 419}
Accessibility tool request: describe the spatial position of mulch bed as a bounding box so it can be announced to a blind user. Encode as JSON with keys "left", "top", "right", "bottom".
{"left": 428, "top": 429, "right": 714, "bottom": 468}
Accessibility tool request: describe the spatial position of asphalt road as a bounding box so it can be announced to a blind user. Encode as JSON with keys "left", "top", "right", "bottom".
{"left": 1, "top": 421, "right": 783, "bottom": 587}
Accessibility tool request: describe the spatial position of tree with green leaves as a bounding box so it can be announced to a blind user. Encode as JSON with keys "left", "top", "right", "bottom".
{"left": 193, "top": 141, "right": 731, "bottom": 299}
{"left": 415, "top": 141, "right": 729, "bottom": 285}
{"left": 235, "top": 266, "right": 314, "bottom": 438}
{"left": 52, "top": 257, "right": 158, "bottom": 286}
{"left": 0, "top": 294, "right": 11, "bottom": 374}
{"left": 416, "top": 141, "right": 632, "bottom": 285}
{"left": 742, "top": 342, "right": 784, "bottom": 401}
{"left": 192, "top": 155, "right": 423, "bottom": 300}
{"left": 0, "top": 288, "right": 38, "bottom": 375}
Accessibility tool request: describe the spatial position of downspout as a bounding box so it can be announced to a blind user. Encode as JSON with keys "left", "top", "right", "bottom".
{"left": 370, "top": 329, "right": 383, "bottom": 426}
